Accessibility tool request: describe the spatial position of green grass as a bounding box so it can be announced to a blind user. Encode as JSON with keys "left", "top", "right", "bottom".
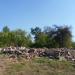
{"left": 3, "top": 57, "right": 75, "bottom": 75}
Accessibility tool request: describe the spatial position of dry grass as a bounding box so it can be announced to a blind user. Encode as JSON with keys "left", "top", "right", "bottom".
{"left": 0, "top": 55, "right": 75, "bottom": 75}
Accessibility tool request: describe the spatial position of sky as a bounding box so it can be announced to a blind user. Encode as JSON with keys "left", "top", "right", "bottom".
{"left": 0, "top": 0, "right": 75, "bottom": 40}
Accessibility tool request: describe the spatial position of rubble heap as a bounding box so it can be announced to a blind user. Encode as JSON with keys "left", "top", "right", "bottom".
{"left": 1, "top": 47, "right": 75, "bottom": 61}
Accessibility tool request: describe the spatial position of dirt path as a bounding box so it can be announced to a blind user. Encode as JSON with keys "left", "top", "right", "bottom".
{"left": 0, "top": 59, "right": 6, "bottom": 75}
{"left": 0, "top": 56, "right": 11, "bottom": 75}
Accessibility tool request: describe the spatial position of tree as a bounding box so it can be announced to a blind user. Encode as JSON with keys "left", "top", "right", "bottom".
{"left": 31, "top": 27, "right": 48, "bottom": 48}
{"left": 43, "top": 26, "right": 59, "bottom": 48}
{"left": 14, "top": 29, "right": 32, "bottom": 47}
{"left": 31, "top": 25, "right": 72, "bottom": 48}
{"left": 0, "top": 25, "right": 73, "bottom": 48}
{"left": 2, "top": 26, "right": 10, "bottom": 32}
{"left": 53, "top": 25, "right": 72, "bottom": 48}
{"left": 72, "top": 42, "right": 75, "bottom": 48}
{"left": 0, "top": 26, "right": 32, "bottom": 47}
{"left": 35, "top": 32, "right": 48, "bottom": 48}
{"left": 31, "top": 27, "right": 41, "bottom": 40}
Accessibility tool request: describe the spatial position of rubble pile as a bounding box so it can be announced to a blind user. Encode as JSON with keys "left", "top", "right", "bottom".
{"left": 0, "top": 47, "right": 75, "bottom": 61}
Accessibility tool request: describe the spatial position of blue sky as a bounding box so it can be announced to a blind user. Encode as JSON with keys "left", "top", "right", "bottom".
{"left": 0, "top": 0, "right": 75, "bottom": 40}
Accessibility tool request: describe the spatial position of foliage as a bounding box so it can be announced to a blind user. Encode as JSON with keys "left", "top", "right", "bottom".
{"left": 72, "top": 42, "right": 75, "bottom": 48}
{"left": 0, "top": 25, "right": 73, "bottom": 48}
{"left": 2, "top": 26, "right": 10, "bottom": 32}
{"left": 31, "top": 25, "right": 72, "bottom": 48}
{"left": 0, "top": 26, "right": 32, "bottom": 47}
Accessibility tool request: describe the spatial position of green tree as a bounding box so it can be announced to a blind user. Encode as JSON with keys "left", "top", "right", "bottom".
{"left": 14, "top": 29, "right": 32, "bottom": 47}
{"left": 0, "top": 26, "right": 32, "bottom": 47}
{"left": 54, "top": 26, "right": 72, "bottom": 48}
{"left": 31, "top": 27, "right": 41, "bottom": 40}
{"left": 72, "top": 42, "right": 75, "bottom": 48}
{"left": 31, "top": 25, "right": 72, "bottom": 48}
{"left": 2, "top": 26, "right": 10, "bottom": 32}
{"left": 35, "top": 32, "right": 48, "bottom": 48}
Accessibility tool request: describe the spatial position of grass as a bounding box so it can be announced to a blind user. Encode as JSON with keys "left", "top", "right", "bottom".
{"left": 0, "top": 54, "right": 74, "bottom": 75}
{"left": 2, "top": 57, "right": 75, "bottom": 75}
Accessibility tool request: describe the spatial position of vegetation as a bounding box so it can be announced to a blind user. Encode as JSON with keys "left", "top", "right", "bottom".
{"left": 0, "top": 26, "right": 32, "bottom": 47}
{"left": 0, "top": 25, "right": 75, "bottom": 75}
{"left": 1, "top": 57, "right": 75, "bottom": 75}
{"left": 31, "top": 25, "right": 72, "bottom": 48}
{"left": 0, "top": 25, "right": 74, "bottom": 48}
